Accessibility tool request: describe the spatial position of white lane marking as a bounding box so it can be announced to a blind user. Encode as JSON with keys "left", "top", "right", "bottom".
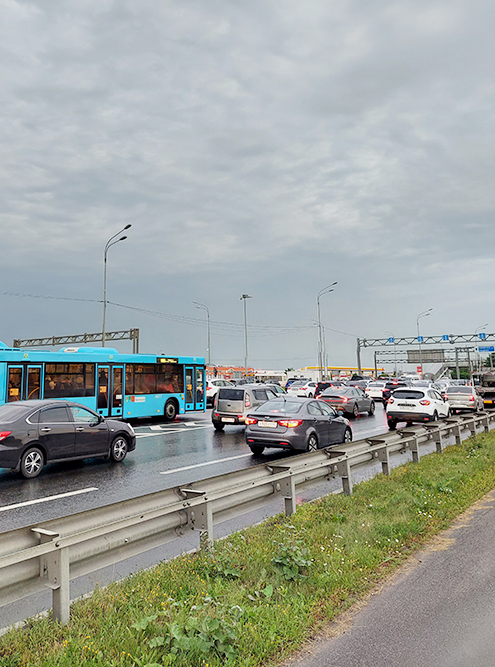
{"left": 149, "top": 422, "right": 199, "bottom": 431}
{"left": 0, "top": 487, "right": 98, "bottom": 513}
{"left": 136, "top": 425, "right": 213, "bottom": 438}
{"left": 160, "top": 453, "right": 252, "bottom": 476}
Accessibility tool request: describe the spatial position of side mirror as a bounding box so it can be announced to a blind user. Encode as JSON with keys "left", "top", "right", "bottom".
{"left": 337, "top": 410, "right": 344, "bottom": 416}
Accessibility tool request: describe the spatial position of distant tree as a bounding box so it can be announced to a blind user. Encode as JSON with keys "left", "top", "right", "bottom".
{"left": 285, "top": 367, "right": 294, "bottom": 373}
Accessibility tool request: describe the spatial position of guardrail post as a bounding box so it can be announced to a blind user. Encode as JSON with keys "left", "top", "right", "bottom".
{"left": 32, "top": 528, "right": 70, "bottom": 625}
{"left": 336, "top": 458, "right": 353, "bottom": 495}
{"left": 269, "top": 466, "right": 297, "bottom": 516}
{"left": 423, "top": 425, "right": 444, "bottom": 454}
{"left": 376, "top": 447, "right": 390, "bottom": 476}
{"left": 180, "top": 489, "right": 213, "bottom": 552}
{"left": 397, "top": 431, "right": 420, "bottom": 461}
{"left": 481, "top": 415, "right": 490, "bottom": 433}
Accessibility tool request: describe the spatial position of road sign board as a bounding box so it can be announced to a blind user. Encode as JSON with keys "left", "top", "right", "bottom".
{"left": 479, "top": 333, "right": 487, "bottom": 340}
{"left": 388, "top": 337, "right": 394, "bottom": 344}
{"left": 478, "top": 346, "right": 494, "bottom": 352}
{"left": 442, "top": 335, "right": 449, "bottom": 341}
{"left": 417, "top": 336, "right": 424, "bottom": 343}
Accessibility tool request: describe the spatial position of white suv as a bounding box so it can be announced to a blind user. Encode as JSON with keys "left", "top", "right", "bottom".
{"left": 386, "top": 387, "right": 450, "bottom": 430}
{"left": 287, "top": 381, "right": 318, "bottom": 398}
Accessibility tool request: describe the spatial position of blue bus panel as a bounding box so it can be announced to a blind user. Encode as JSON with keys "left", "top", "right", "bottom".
{"left": 0, "top": 344, "right": 205, "bottom": 421}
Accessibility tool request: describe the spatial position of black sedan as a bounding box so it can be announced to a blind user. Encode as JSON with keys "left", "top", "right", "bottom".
{"left": 318, "top": 387, "right": 375, "bottom": 418}
{"left": 0, "top": 400, "right": 136, "bottom": 478}
{"left": 244, "top": 397, "right": 352, "bottom": 455}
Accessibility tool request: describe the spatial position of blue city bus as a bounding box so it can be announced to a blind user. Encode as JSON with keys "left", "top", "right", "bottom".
{"left": 0, "top": 342, "right": 205, "bottom": 421}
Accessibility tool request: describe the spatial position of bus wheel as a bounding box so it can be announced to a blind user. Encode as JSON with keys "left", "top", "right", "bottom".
{"left": 164, "top": 399, "right": 178, "bottom": 421}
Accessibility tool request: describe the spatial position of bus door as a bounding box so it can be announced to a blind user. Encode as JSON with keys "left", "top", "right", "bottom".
{"left": 96, "top": 366, "right": 110, "bottom": 417}
{"left": 6, "top": 366, "right": 23, "bottom": 402}
{"left": 195, "top": 366, "right": 205, "bottom": 411}
{"left": 26, "top": 365, "right": 42, "bottom": 400}
{"left": 185, "top": 367, "right": 194, "bottom": 411}
{"left": 110, "top": 366, "right": 124, "bottom": 418}
{"left": 184, "top": 366, "right": 206, "bottom": 412}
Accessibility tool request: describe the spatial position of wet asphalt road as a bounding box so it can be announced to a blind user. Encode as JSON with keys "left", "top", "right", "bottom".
{"left": 0, "top": 405, "right": 391, "bottom": 533}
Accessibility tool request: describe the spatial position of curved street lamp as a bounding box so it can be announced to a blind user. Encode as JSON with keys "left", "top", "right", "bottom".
{"left": 193, "top": 301, "right": 211, "bottom": 367}
{"left": 317, "top": 282, "right": 337, "bottom": 381}
{"left": 416, "top": 308, "right": 433, "bottom": 377}
{"left": 102, "top": 224, "right": 131, "bottom": 346}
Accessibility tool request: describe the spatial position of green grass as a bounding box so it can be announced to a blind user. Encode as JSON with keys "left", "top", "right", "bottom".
{"left": 2, "top": 431, "right": 495, "bottom": 667}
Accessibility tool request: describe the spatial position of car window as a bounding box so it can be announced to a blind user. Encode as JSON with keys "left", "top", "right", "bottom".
{"left": 446, "top": 386, "right": 472, "bottom": 393}
{"left": 253, "top": 389, "right": 269, "bottom": 401}
{"left": 218, "top": 388, "right": 244, "bottom": 400}
{"left": 266, "top": 389, "right": 277, "bottom": 399}
{"left": 307, "top": 401, "right": 323, "bottom": 416}
{"left": 70, "top": 406, "right": 100, "bottom": 424}
{"left": 39, "top": 407, "right": 71, "bottom": 423}
{"left": 318, "top": 402, "right": 337, "bottom": 417}
{"left": 255, "top": 400, "right": 303, "bottom": 414}
{"left": 393, "top": 390, "right": 425, "bottom": 400}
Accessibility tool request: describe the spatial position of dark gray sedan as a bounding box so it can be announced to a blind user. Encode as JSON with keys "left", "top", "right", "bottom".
{"left": 318, "top": 387, "right": 375, "bottom": 418}
{"left": 0, "top": 400, "right": 136, "bottom": 478}
{"left": 245, "top": 397, "right": 352, "bottom": 455}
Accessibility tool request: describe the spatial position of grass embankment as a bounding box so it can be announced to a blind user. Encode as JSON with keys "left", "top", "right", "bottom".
{"left": 3, "top": 432, "right": 495, "bottom": 667}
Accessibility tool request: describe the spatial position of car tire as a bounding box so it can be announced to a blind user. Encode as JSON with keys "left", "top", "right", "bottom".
{"left": 388, "top": 420, "right": 397, "bottom": 431}
{"left": 432, "top": 411, "right": 438, "bottom": 422}
{"left": 249, "top": 445, "right": 265, "bottom": 455}
{"left": 306, "top": 433, "right": 318, "bottom": 452}
{"left": 308, "top": 392, "right": 314, "bottom": 398}
{"left": 343, "top": 427, "right": 352, "bottom": 444}
{"left": 110, "top": 436, "right": 128, "bottom": 462}
{"left": 164, "top": 399, "right": 178, "bottom": 421}
{"left": 368, "top": 401, "right": 375, "bottom": 416}
{"left": 213, "top": 422, "right": 224, "bottom": 431}
{"left": 20, "top": 447, "right": 44, "bottom": 479}
{"left": 352, "top": 404, "right": 359, "bottom": 419}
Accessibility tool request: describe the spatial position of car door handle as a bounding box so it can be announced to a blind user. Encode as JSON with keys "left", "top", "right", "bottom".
{"left": 75, "top": 426, "right": 85, "bottom": 431}
{"left": 40, "top": 427, "right": 51, "bottom": 432}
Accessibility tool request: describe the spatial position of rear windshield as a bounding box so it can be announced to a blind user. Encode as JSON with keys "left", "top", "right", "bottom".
{"left": 321, "top": 388, "right": 352, "bottom": 397}
{"left": 0, "top": 403, "right": 30, "bottom": 422}
{"left": 255, "top": 400, "right": 302, "bottom": 414}
{"left": 368, "top": 382, "right": 385, "bottom": 388}
{"left": 446, "top": 386, "right": 473, "bottom": 394}
{"left": 218, "top": 388, "right": 244, "bottom": 401}
{"left": 393, "top": 390, "right": 425, "bottom": 400}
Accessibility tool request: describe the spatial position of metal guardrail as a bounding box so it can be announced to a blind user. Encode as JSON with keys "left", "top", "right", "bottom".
{"left": 1, "top": 412, "right": 494, "bottom": 626}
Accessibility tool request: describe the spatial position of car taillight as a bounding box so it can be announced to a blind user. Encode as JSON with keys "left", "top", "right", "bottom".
{"left": 278, "top": 419, "right": 303, "bottom": 428}
{"left": 0, "top": 431, "right": 11, "bottom": 441}
{"left": 245, "top": 417, "right": 257, "bottom": 425}
{"left": 341, "top": 397, "right": 349, "bottom": 402}
{"left": 245, "top": 396, "right": 251, "bottom": 408}
{"left": 442, "top": 394, "right": 448, "bottom": 399}
{"left": 469, "top": 396, "right": 475, "bottom": 402}
{"left": 419, "top": 400, "right": 430, "bottom": 406}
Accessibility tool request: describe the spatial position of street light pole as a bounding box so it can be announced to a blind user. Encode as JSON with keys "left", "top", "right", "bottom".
{"left": 317, "top": 282, "right": 337, "bottom": 381}
{"left": 240, "top": 294, "right": 252, "bottom": 376}
{"left": 416, "top": 308, "right": 433, "bottom": 377}
{"left": 193, "top": 301, "right": 211, "bottom": 368}
{"left": 102, "top": 224, "right": 131, "bottom": 347}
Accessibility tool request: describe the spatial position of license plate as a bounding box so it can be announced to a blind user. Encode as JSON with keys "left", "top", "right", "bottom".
{"left": 259, "top": 421, "right": 277, "bottom": 428}
{"left": 398, "top": 403, "right": 415, "bottom": 408}
{"left": 222, "top": 417, "right": 236, "bottom": 423}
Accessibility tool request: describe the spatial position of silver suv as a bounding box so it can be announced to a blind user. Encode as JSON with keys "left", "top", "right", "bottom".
{"left": 212, "top": 385, "right": 278, "bottom": 430}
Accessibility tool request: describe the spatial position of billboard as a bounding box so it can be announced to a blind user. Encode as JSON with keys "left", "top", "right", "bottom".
{"left": 407, "top": 349, "right": 445, "bottom": 364}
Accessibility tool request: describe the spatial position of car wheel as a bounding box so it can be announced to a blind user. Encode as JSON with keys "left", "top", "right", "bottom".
{"left": 20, "top": 447, "right": 44, "bottom": 479}
{"left": 352, "top": 404, "right": 359, "bottom": 418}
{"left": 343, "top": 427, "right": 352, "bottom": 444}
{"left": 213, "top": 422, "right": 224, "bottom": 431}
{"left": 249, "top": 445, "right": 265, "bottom": 455}
{"left": 388, "top": 420, "right": 397, "bottom": 431}
{"left": 306, "top": 433, "right": 318, "bottom": 452}
{"left": 110, "top": 436, "right": 128, "bottom": 462}
{"left": 447, "top": 408, "right": 452, "bottom": 417}
{"left": 432, "top": 411, "right": 438, "bottom": 422}
{"left": 368, "top": 401, "right": 375, "bottom": 416}
{"left": 308, "top": 392, "right": 314, "bottom": 398}
{"left": 164, "top": 399, "right": 177, "bottom": 421}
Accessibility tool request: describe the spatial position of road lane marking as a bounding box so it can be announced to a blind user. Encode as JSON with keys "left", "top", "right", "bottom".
{"left": 160, "top": 453, "right": 252, "bottom": 475}
{"left": 0, "top": 487, "right": 98, "bottom": 513}
{"left": 136, "top": 425, "right": 213, "bottom": 438}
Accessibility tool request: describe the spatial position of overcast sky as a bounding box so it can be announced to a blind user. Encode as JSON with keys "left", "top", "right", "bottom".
{"left": 1, "top": 0, "right": 494, "bottom": 373}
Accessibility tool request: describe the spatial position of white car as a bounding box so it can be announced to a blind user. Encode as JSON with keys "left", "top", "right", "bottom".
{"left": 386, "top": 387, "right": 450, "bottom": 430}
{"left": 206, "top": 379, "right": 234, "bottom": 406}
{"left": 365, "top": 382, "right": 388, "bottom": 405}
{"left": 287, "top": 381, "right": 318, "bottom": 398}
